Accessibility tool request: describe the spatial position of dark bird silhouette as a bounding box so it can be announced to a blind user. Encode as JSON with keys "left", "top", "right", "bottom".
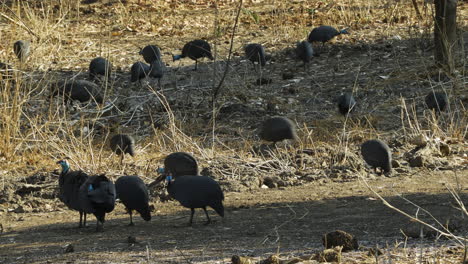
{"left": 425, "top": 91, "right": 448, "bottom": 112}
{"left": 13, "top": 40, "right": 30, "bottom": 62}
{"left": 308, "top": 26, "right": 349, "bottom": 44}
{"left": 295, "top": 41, "right": 313, "bottom": 68}
{"left": 337, "top": 93, "right": 356, "bottom": 116}
{"left": 130, "top": 61, "right": 150, "bottom": 84}
{"left": 115, "top": 176, "right": 151, "bottom": 225}
{"left": 110, "top": 134, "right": 135, "bottom": 164}
{"left": 164, "top": 152, "right": 198, "bottom": 177}
{"left": 57, "top": 160, "right": 90, "bottom": 228}
{"left": 140, "top": 45, "right": 162, "bottom": 64}
{"left": 79, "top": 174, "right": 116, "bottom": 231}
{"left": 259, "top": 117, "right": 297, "bottom": 144}
{"left": 173, "top": 39, "right": 214, "bottom": 70}
{"left": 89, "top": 57, "right": 112, "bottom": 80}
{"left": 361, "top": 139, "right": 392, "bottom": 173}
{"left": 166, "top": 175, "right": 224, "bottom": 226}
{"left": 245, "top": 43, "right": 266, "bottom": 68}
{"left": 149, "top": 60, "right": 165, "bottom": 87}
{"left": 52, "top": 79, "right": 103, "bottom": 104}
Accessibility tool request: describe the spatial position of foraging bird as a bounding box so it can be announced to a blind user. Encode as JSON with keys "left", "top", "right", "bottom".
{"left": 361, "top": 139, "right": 392, "bottom": 173}
{"left": 57, "top": 160, "right": 90, "bottom": 228}
{"left": 173, "top": 39, "right": 214, "bottom": 70}
{"left": 130, "top": 61, "right": 150, "bottom": 83}
{"left": 308, "top": 26, "right": 349, "bottom": 44}
{"left": 337, "top": 93, "right": 356, "bottom": 116}
{"left": 259, "top": 117, "right": 297, "bottom": 144}
{"left": 13, "top": 40, "right": 30, "bottom": 62}
{"left": 295, "top": 41, "right": 313, "bottom": 68}
{"left": 166, "top": 175, "right": 224, "bottom": 226}
{"left": 79, "top": 174, "right": 116, "bottom": 231}
{"left": 110, "top": 134, "right": 135, "bottom": 164}
{"left": 149, "top": 60, "right": 165, "bottom": 87}
{"left": 115, "top": 176, "right": 151, "bottom": 225}
{"left": 245, "top": 43, "right": 266, "bottom": 68}
{"left": 89, "top": 57, "right": 112, "bottom": 80}
{"left": 140, "top": 45, "right": 162, "bottom": 64}
{"left": 53, "top": 79, "right": 103, "bottom": 104}
{"left": 163, "top": 152, "right": 198, "bottom": 177}
{"left": 425, "top": 91, "right": 448, "bottom": 112}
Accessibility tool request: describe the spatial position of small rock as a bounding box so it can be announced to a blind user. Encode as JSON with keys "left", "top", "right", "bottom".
{"left": 263, "top": 176, "right": 280, "bottom": 188}
{"left": 64, "top": 244, "right": 74, "bottom": 253}
{"left": 322, "top": 230, "right": 358, "bottom": 252}
{"left": 258, "top": 254, "right": 281, "bottom": 264}
{"left": 313, "top": 247, "right": 342, "bottom": 262}
{"left": 402, "top": 222, "right": 437, "bottom": 238}
{"left": 439, "top": 143, "right": 450, "bottom": 156}
{"left": 127, "top": 236, "right": 137, "bottom": 244}
{"left": 231, "top": 255, "right": 253, "bottom": 264}
{"left": 282, "top": 72, "right": 294, "bottom": 80}
{"left": 410, "top": 135, "right": 427, "bottom": 147}
{"left": 255, "top": 78, "right": 272, "bottom": 85}
{"left": 409, "top": 155, "right": 424, "bottom": 167}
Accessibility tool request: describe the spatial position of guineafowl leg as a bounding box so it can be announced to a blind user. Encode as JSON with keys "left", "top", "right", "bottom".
{"left": 202, "top": 207, "right": 211, "bottom": 225}
{"left": 96, "top": 220, "right": 104, "bottom": 232}
{"left": 129, "top": 210, "right": 134, "bottom": 226}
{"left": 194, "top": 60, "right": 198, "bottom": 71}
{"left": 79, "top": 211, "right": 84, "bottom": 228}
{"left": 189, "top": 208, "right": 195, "bottom": 226}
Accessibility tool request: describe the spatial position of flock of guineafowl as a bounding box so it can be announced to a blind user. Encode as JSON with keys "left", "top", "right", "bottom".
{"left": 3, "top": 24, "right": 449, "bottom": 231}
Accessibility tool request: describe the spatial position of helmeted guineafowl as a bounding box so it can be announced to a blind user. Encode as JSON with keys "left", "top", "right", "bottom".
{"left": 361, "top": 139, "right": 392, "bottom": 173}
{"left": 425, "top": 91, "right": 448, "bottom": 112}
{"left": 110, "top": 134, "right": 135, "bottom": 164}
{"left": 115, "top": 176, "right": 151, "bottom": 225}
{"left": 295, "top": 41, "right": 313, "bottom": 68}
{"left": 89, "top": 57, "right": 112, "bottom": 80}
{"left": 259, "top": 117, "right": 297, "bottom": 144}
{"left": 337, "top": 93, "right": 356, "bottom": 116}
{"left": 79, "top": 174, "right": 116, "bottom": 231}
{"left": 57, "top": 160, "right": 90, "bottom": 228}
{"left": 164, "top": 152, "right": 198, "bottom": 177}
{"left": 245, "top": 43, "right": 266, "bottom": 68}
{"left": 13, "top": 40, "right": 30, "bottom": 62}
{"left": 166, "top": 175, "right": 224, "bottom": 226}
{"left": 52, "top": 79, "right": 103, "bottom": 104}
{"left": 130, "top": 61, "right": 150, "bottom": 83}
{"left": 173, "top": 39, "right": 214, "bottom": 70}
{"left": 149, "top": 60, "right": 165, "bottom": 87}
{"left": 140, "top": 45, "right": 162, "bottom": 64}
{"left": 308, "top": 26, "right": 349, "bottom": 44}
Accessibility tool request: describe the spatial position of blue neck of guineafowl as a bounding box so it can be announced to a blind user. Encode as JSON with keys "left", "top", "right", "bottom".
{"left": 172, "top": 55, "right": 182, "bottom": 61}
{"left": 339, "top": 29, "right": 349, "bottom": 35}
{"left": 60, "top": 164, "right": 69, "bottom": 174}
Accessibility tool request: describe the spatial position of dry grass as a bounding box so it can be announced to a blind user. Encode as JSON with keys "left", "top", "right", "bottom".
{"left": 0, "top": 0, "right": 465, "bottom": 177}
{"left": 0, "top": 2, "right": 467, "bottom": 262}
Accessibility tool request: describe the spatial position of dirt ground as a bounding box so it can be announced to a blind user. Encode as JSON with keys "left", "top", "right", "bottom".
{"left": 0, "top": 0, "right": 467, "bottom": 263}
{"left": 1, "top": 170, "right": 468, "bottom": 263}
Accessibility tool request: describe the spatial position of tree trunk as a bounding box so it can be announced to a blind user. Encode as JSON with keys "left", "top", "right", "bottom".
{"left": 434, "top": 0, "right": 458, "bottom": 72}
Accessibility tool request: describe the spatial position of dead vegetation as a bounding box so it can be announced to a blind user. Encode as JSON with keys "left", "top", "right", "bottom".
{"left": 0, "top": 0, "right": 467, "bottom": 263}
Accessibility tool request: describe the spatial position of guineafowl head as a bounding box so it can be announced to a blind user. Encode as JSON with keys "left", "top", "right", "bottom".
{"left": 56, "top": 160, "right": 70, "bottom": 173}
{"left": 340, "top": 28, "right": 349, "bottom": 34}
